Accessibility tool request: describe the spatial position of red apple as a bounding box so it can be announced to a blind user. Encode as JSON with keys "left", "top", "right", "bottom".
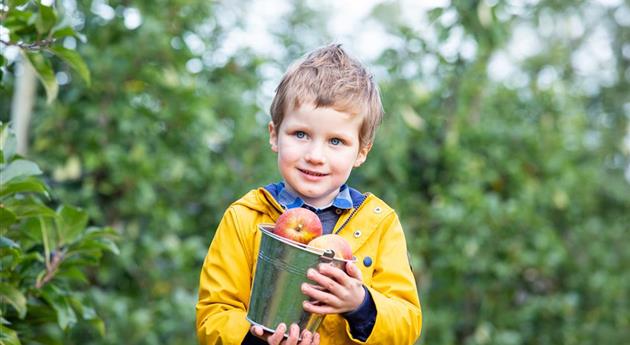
{"left": 273, "top": 208, "right": 323, "bottom": 244}
{"left": 307, "top": 234, "right": 353, "bottom": 260}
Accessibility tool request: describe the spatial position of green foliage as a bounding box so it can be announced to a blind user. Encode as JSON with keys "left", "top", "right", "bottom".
{"left": 1, "top": 124, "right": 118, "bottom": 344}
{"left": 1, "top": 0, "right": 90, "bottom": 103}
{"left": 1, "top": 0, "right": 629, "bottom": 344}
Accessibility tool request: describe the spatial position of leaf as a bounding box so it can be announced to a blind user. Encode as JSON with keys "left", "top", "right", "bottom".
{"left": 54, "top": 266, "right": 88, "bottom": 285}
{"left": 24, "top": 52, "right": 58, "bottom": 104}
{"left": 0, "top": 236, "right": 20, "bottom": 250}
{"left": 41, "top": 287, "right": 77, "bottom": 330}
{"left": 0, "top": 283, "right": 27, "bottom": 319}
{"left": 57, "top": 205, "right": 88, "bottom": 245}
{"left": 0, "top": 207, "right": 17, "bottom": 229}
{"left": 89, "top": 317, "right": 106, "bottom": 337}
{"left": 67, "top": 296, "right": 96, "bottom": 320}
{"left": 51, "top": 26, "right": 76, "bottom": 39}
{"left": 35, "top": 2, "right": 57, "bottom": 34}
{"left": 0, "top": 177, "right": 49, "bottom": 199}
{"left": 49, "top": 46, "right": 91, "bottom": 86}
{"left": 98, "top": 238, "right": 120, "bottom": 255}
{"left": 3, "top": 199, "right": 56, "bottom": 219}
{"left": 73, "top": 238, "right": 119, "bottom": 256}
{"left": 0, "top": 159, "right": 42, "bottom": 184}
{"left": 0, "top": 324, "right": 22, "bottom": 345}
{"left": 9, "top": 0, "right": 30, "bottom": 7}
{"left": 0, "top": 125, "right": 17, "bottom": 164}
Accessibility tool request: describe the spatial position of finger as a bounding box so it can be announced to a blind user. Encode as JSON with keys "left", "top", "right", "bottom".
{"left": 299, "top": 330, "right": 312, "bottom": 345}
{"left": 345, "top": 262, "right": 363, "bottom": 281}
{"left": 307, "top": 268, "right": 342, "bottom": 296}
{"left": 303, "top": 299, "right": 343, "bottom": 315}
{"left": 301, "top": 282, "right": 340, "bottom": 307}
{"left": 268, "top": 323, "right": 287, "bottom": 345}
{"left": 317, "top": 263, "right": 351, "bottom": 285}
{"left": 312, "top": 332, "right": 321, "bottom": 345}
{"left": 285, "top": 323, "right": 300, "bottom": 345}
{"left": 250, "top": 325, "right": 265, "bottom": 337}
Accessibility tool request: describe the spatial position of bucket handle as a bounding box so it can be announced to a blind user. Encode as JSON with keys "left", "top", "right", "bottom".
{"left": 319, "top": 249, "right": 335, "bottom": 262}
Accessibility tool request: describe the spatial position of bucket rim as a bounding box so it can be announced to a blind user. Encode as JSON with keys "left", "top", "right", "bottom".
{"left": 258, "top": 223, "right": 356, "bottom": 263}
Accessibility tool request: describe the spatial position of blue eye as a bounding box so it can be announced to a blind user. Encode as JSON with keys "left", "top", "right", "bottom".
{"left": 295, "top": 131, "right": 306, "bottom": 139}
{"left": 330, "top": 138, "right": 341, "bottom": 145}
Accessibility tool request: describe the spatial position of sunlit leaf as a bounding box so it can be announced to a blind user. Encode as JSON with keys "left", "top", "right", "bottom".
{"left": 24, "top": 52, "right": 58, "bottom": 104}
{"left": 9, "top": 0, "right": 31, "bottom": 7}
{"left": 35, "top": 2, "right": 57, "bottom": 34}
{"left": 89, "top": 317, "right": 106, "bottom": 337}
{"left": 0, "top": 283, "right": 27, "bottom": 319}
{"left": 0, "top": 159, "right": 42, "bottom": 184}
{"left": 0, "top": 177, "right": 49, "bottom": 199}
{"left": 3, "top": 199, "right": 56, "bottom": 219}
{"left": 56, "top": 205, "right": 88, "bottom": 245}
{"left": 0, "top": 236, "right": 20, "bottom": 250}
{"left": 0, "top": 207, "right": 17, "bottom": 229}
{"left": 49, "top": 46, "right": 91, "bottom": 86}
{"left": 0, "top": 125, "right": 17, "bottom": 164}
{"left": 0, "top": 324, "right": 21, "bottom": 345}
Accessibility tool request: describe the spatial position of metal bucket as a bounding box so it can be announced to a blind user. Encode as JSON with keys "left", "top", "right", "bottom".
{"left": 246, "top": 224, "right": 353, "bottom": 337}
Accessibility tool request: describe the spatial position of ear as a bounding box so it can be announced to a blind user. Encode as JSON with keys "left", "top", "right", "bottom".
{"left": 268, "top": 121, "right": 278, "bottom": 152}
{"left": 353, "top": 143, "right": 372, "bottom": 167}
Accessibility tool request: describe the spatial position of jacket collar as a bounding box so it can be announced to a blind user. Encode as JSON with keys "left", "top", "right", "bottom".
{"left": 263, "top": 182, "right": 366, "bottom": 210}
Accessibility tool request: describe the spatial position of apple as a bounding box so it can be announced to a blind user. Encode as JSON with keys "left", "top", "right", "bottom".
{"left": 307, "top": 234, "right": 353, "bottom": 260}
{"left": 273, "top": 208, "right": 323, "bottom": 244}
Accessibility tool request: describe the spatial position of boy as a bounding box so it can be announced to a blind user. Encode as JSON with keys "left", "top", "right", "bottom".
{"left": 196, "top": 44, "right": 422, "bottom": 345}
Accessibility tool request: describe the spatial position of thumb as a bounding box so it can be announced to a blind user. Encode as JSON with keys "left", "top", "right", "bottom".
{"left": 345, "top": 261, "right": 363, "bottom": 281}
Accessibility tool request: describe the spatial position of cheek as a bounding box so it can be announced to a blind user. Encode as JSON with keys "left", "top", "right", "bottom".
{"left": 277, "top": 144, "right": 301, "bottom": 163}
{"left": 330, "top": 151, "right": 358, "bottom": 172}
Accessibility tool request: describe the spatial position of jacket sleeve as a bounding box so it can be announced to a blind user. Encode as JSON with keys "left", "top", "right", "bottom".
{"left": 349, "top": 212, "right": 422, "bottom": 344}
{"left": 196, "top": 206, "right": 255, "bottom": 344}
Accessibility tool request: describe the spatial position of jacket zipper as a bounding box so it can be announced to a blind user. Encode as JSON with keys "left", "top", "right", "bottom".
{"left": 334, "top": 194, "right": 368, "bottom": 235}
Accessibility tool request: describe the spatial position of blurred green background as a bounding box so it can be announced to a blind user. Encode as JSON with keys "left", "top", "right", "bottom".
{"left": 1, "top": 0, "right": 629, "bottom": 344}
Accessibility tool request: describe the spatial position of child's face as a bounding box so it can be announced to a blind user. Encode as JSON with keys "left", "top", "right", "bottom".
{"left": 269, "top": 102, "right": 371, "bottom": 208}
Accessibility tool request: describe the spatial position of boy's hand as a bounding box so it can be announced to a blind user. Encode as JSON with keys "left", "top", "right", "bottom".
{"left": 250, "top": 323, "right": 320, "bottom": 345}
{"left": 301, "top": 261, "right": 365, "bottom": 314}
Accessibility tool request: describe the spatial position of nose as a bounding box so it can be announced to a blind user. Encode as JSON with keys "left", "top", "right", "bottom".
{"left": 305, "top": 142, "right": 325, "bottom": 164}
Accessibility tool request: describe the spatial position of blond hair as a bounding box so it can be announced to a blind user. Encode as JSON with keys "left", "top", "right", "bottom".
{"left": 269, "top": 44, "right": 383, "bottom": 148}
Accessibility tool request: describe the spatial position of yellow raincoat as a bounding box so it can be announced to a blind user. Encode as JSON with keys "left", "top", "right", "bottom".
{"left": 196, "top": 187, "right": 422, "bottom": 344}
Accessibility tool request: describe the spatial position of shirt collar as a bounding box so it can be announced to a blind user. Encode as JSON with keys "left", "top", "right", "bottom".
{"left": 276, "top": 182, "right": 353, "bottom": 212}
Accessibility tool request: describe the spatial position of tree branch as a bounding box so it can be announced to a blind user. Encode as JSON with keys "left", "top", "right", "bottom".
{"left": 0, "top": 38, "right": 57, "bottom": 51}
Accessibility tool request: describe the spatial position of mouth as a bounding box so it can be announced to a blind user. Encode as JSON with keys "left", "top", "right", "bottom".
{"left": 298, "top": 168, "right": 328, "bottom": 177}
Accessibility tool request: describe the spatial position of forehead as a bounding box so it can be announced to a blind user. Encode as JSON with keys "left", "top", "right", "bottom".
{"left": 283, "top": 102, "right": 363, "bottom": 133}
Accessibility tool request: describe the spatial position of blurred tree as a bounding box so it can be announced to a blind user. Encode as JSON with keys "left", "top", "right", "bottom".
{"left": 2, "top": 0, "right": 629, "bottom": 344}
{"left": 365, "top": 1, "right": 630, "bottom": 344}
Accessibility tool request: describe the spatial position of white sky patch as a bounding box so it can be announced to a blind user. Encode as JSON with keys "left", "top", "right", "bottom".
{"left": 508, "top": 23, "right": 542, "bottom": 60}
{"left": 91, "top": 0, "right": 115, "bottom": 21}
{"left": 123, "top": 8, "right": 142, "bottom": 30}
{"left": 439, "top": 25, "right": 464, "bottom": 62}
{"left": 41, "top": 0, "right": 54, "bottom": 6}
{"left": 186, "top": 58, "right": 203, "bottom": 74}
{"left": 594, "top": 0, "right": 623, "bottom": 7}
{"left": 488, "top": 51, "right": 516, "bottom": 81}
{"left": 614, "top": 5, "right": 630, "bottom": 26}
{"left": 0, "top": 25, "right": 9, "bottom": 43}
{"left": 184, "top": 31, "right": 205, "bottom": 56}
{"left": 571, "top": 25, "right": 616, "bottom": 87}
